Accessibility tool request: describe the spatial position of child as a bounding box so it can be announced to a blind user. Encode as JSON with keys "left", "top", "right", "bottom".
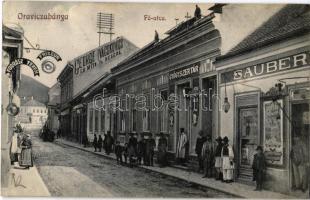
{"left": 252, "top": 146, "right": 267, "bottom": 191}
{"left": 115, "top": 141, "right": 123, "bottom": 165}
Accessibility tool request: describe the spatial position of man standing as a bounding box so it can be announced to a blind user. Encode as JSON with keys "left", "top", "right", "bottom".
{"left": 104, "top": 131, "right": 114, "bottom": 155}
{"left": 128, "top": 133, "right": 138, "bottom": 167}
{"left": 202, "top": 135, "right": 214, "bottom": 178}
{"left": 195, "top": 130, "right": 206, "bottom": 173}
{"left": 291, "top": 136, "right": 308, "bottom": 192}
{"left": 176, "top": 128, "right": 188, "bottom": 165}
{"left": 145, "top": 133, "right": 156, "bottom": 166}
{"left": 221, "top": 136, "right": 234, "bottom": 183}
{"left": 158, "top": 132, "right": 168, "bottom": 167}
{"left": 252, "top": 146, "right": 267, "bottom": 191}
{"left": 93, "top": 134, "right": 98, "bottom": 152}
{"left": 97, "top": 135, "right": 103, "bottom": 152}
{"left": 214, "top": 136, "right": 223, "bottom": 180}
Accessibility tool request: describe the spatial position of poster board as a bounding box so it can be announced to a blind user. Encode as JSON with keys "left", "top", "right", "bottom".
{"left": 263, "top": 100, "right": 283, "bottom": 166}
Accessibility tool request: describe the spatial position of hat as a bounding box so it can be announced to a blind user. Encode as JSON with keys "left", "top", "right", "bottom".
{"left": 223, "top": 136, "right": 229, "bottom": 142}
{"left": 180, "top": 128, "right": 185, "bottom": 132}
{"left": 215, "top": 136, "right": 222, "bottom": 142}
{"left": 256, "top": 146, "right": 263, "bottom": 151}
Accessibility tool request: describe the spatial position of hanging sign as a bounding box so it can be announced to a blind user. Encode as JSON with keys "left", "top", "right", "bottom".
{"left": 37, "top": 50, "right": 62, "bottom": 61}
{"left": 6, "top": 58, "right": 40, "bottom": 76}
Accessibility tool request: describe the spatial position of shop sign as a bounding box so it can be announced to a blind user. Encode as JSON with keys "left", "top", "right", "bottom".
{"left": 263, "top": 100, "right": 283, "bottom": 166}
{"left": 169, "top": 63, "right": 200, "bottom": 81}
{"left": 74, "top": 38, "right": 124, "bottom": 76}
{"left": 221, "top": 52, "right": 309, "bottom": 83}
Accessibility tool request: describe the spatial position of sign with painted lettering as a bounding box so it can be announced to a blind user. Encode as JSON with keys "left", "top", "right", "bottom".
{"left": 169, "top": 63, "right": 200, "bottom": 81}
{"left": 221, "top": 52, "right": 310, "bottom": 83}
{"left": 74, "top": 38, "right": 124, "bottom": 76}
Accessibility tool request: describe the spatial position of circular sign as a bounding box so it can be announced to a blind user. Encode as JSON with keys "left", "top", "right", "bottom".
{"left": 6, "top": 103, "right": 20, "bottom": 116}
{"left": 41, "top": 60, "right": 56, "bottom": 74}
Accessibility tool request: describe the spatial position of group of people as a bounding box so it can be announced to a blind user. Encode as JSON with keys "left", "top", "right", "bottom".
{"left": 93, "top": 131, "right": 114, "bottom": 154}
{"left": 10, "top": 123, "right": 33, "bottom": 169}
{"left": 195, "top": 131, "right": 267, "bottom": 191}
{"left": 93, "top": 132, "right": 169, "bottom": 168}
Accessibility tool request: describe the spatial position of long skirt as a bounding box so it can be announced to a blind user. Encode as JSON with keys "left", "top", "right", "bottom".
{"left": 158, "top": 150, "right": 167, "bottom": 166}
{"left": 19, "top": 148, "right": 33, "bottom": 167}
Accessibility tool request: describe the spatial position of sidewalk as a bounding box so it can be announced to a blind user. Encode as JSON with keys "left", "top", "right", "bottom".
{"left": 2, "top": 165, "right": 51, "bottom": 197}
{"left": 55, "top": 138, "right": 295, "bottom": 199}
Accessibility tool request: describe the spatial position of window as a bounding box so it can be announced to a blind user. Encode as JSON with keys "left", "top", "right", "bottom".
{"left": 33, "top": 109, "right": 35, "bottom": 113}
{"left": 101, "top": 110, "right": 105, "bottom": 132}
{"left": 89, "top": 108, "right": 93, "bottom": 132}
{"left": 160, "top": 104, "right": 168, "bottom": 132}
{"left": 120, "top": 111, "right": 125, "bottom": 132}
{"left": 132, "top": 109, "right": 137, "bottom": 132}
{"left": 143, "top": 109, "right": 150, "bottom": 131}
{"left": 94, "top": 109, "right": 99, "bottom": 132}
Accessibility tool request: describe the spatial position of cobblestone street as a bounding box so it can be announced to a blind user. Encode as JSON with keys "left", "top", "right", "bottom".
{"left": 31, "top": 133, "right": 235, "bottom": 198}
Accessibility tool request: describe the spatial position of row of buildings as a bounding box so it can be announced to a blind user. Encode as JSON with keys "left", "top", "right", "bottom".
{"left": 56, "top": 4, "right": 310, "bottom": 195}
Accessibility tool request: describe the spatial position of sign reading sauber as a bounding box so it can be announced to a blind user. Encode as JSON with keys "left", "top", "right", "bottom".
{"left": 221, "top": 52, "right": 310, "bottom": 83}
{"left": 169, "top": 63, "right": 200, "bottom": 81}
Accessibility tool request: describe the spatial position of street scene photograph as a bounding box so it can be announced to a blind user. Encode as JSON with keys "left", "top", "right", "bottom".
{"left": 1, "top": 0, "right": 310, "bottom": 198}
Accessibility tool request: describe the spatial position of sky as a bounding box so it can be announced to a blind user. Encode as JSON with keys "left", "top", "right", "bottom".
{"left": 3, "top": 1, "right": 284, "bottom": 88}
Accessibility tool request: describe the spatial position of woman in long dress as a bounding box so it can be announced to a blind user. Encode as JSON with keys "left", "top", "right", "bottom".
{"left": 19, "top": 134, "right": 33, "bottom": 169}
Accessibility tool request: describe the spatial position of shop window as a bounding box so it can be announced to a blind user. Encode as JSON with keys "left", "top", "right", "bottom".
{"left": 89, "top": 108, "right": 93, "bottom": 132}
{"left": 101, "top": 110, "right": 105, "bottom": 132}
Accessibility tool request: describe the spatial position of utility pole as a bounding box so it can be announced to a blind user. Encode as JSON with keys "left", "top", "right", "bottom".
{"left": 97, "top": 13, "right": 115, "bottom": 46}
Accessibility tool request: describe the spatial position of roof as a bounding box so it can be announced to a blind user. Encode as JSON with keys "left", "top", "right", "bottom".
{"left": 24, "top": 99, "right": 46, "bottom": 107}
{"left": 218, "top": 4, "right": 310, "bottom": 60}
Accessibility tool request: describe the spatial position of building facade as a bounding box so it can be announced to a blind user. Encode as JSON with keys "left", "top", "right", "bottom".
{"left": 1, "top": 24, "right": 23, "bottom": 192}
{"left": 112, "top": 13, "right": 220, "bottom": 162}
{"left": 215, "top": 4, "right": 310, "bottom": 194}
{"left": 17, "top": 97, "right": 48, "bottom": 130}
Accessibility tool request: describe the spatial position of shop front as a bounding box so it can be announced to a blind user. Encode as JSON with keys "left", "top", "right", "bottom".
{"left": 217, "top": 43, "right": 310, "bottom": 194}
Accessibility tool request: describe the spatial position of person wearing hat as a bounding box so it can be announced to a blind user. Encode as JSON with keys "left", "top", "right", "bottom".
{"left": 201, "top": 134, "right": 214, "bottom": 178}
{"left": 137, "top": 133, "right": 146, "bottom": 165}
{"left": 145, "top": 133, "right": 156, "bottom": 166}
{"left": 195, "top": 130, "right": 206, "bottom": 173}
{"left": 158, "top": 132, "right": 168, "bottom": 167}
{"left": 221, "top": 136, "right": 234, "bottom": 183}
{"left": 176, "top": 128, "right": 188, "bottom": 165}
{"left": 128, "top": 132, "right": 138, "bottom": 167}
{"left": 93, "top": 134, "right": 98, "bottom": 152}
{"left": 214, "top": 136, "right": 223, "bottom": 180}
{"left": 104, "top": 131, "right": 114, "bottom": 155}
{"left": 252, "top": 145, "right": 267, "bottom": 191}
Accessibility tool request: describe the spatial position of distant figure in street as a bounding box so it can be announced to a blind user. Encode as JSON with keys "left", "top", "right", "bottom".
{"left": 214, "top": 136, "right": 223, "bottom": 180}
{"left": 123, "top": 143, "right": 128, "bottom": 164}
{"left": 194, "top": 5, "right": 202, "bottom": 20}
{"left": 157, "top": 132, "right": 168, "bottom": 167}
{"left": 93, "top": 134, "right": 98, "bottom": 152}
{"left": 290, "top": 135, "right": 308, "bottom": 192}
{"left": 115, "top": 141, "right": 123, "bottom": 165}
{"left": 82, "top": 134, "right": 88, "bottom": 148}
{"left": 195, "top": 130, "right": 206, "bottom": 173}
{"left": 104, "top": 131, "right": 114, "bottom": 155}
{"left": 128, "top": 133, "right": 138, "bottom": 167}
{"left": 221, "top": 136, "right": 234, "bottom": 183}
{"left": 137, "top": 133, "right": 146, "bottom": 165}
{"left": 19, "top": 134, "right": 33, "bottom": 169}
{"left": 145, "top": 133, "right": 156, "bottom": 166}
{"left": 176, "top": 128, "right": 188, "bottom": 166}
{"left": 97, "top": 135, "right": 103, "bottom": 152}
{"left": 252, "top": 146, "right": 267, "bottom": 191}
{"left": 202, "top": 134, "right": 214, "bottom": 178}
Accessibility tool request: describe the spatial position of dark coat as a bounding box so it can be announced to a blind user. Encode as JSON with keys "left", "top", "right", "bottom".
{"left": 115, "top": 144, "right": 123, "bottom": 156}
{"left": 93, "top": 136, "right": 98, "bottom": 147}
{"left": 252, "top": 153, "right": 267, "bottom": 181}
{"left": 195, "top": 137, "right": 205, "bottom": 156}
{"left": 97, "top": 137, "right": 103, "bottom": 148}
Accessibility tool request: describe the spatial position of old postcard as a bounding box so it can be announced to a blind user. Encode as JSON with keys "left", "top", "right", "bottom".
{"left": 1, "top": 1, "right": 310, "bottom": 198}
